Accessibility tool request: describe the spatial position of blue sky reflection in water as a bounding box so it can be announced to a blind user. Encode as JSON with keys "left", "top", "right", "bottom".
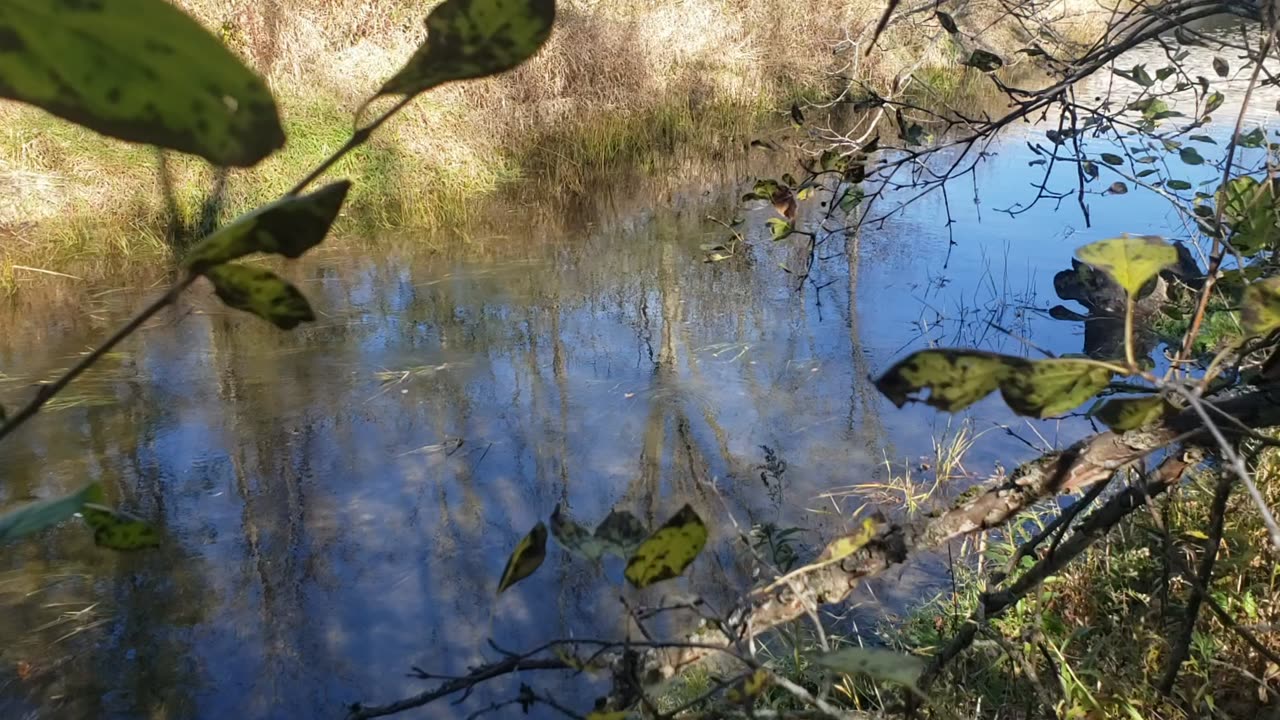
{"left": 0, "top": 29, "right": 1278, "bottom": 719}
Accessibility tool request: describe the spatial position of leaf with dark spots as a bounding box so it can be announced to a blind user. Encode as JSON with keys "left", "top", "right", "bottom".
{"left": 203, "top": 263, "right": 316, "bottom": 330}
{"left": 375, "top": 0, "right": 556, "bottom": 101}
{"left": 0, "top": 0, "right": 283, "bottom": 166}
{"left": 624, "top": 505, "right": 707, "bottom": 588}
{"left": 183, "top": 181, "right": 350, "bottom": 272}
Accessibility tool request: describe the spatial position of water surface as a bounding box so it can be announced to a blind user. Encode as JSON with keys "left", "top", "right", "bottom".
{"left": 0, "top": 26, "right": 1275, "bottom": 719}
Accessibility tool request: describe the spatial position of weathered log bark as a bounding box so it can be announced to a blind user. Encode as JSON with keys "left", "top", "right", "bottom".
{"left": 630, "top": 385, "right": 1280, "bottom": 689}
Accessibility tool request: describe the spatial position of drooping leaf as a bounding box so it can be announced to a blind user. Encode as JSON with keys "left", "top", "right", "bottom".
{"left": 204, "top": 264, "right": 316, "bottom": 329}
{"left": 1237, "top": 127, "right": 1267, "bottom": 149}
{"left": 497, "top": 521, "right": 547, "bottom": 593}
{"left": 550, "top": 504, "right": 606, "bottom": 560}
{"left": 839, "top": 187, "right": 865, "bottom": 213}
{"left": 876, "top": 351, "right": 1113, "bottom": 418}
{"left": 963, "top": 49, "right": 1003, "bottom": 72}
{"left": 1100, "top": 153, "right": 1124, "bottom": 166}
{"left": 1189, "top": 135, "right": 1216, "bottom": 144}
{"left": 624, "top": 504, "right": 707, "bottom": 589}
{"left": 1205, "top": 91, "right": 1225, "bottom": 115}
{"left": 0, "top": 483, "right": 99, "bottom": 544}
{"left": 81, "top": 504, "right": 160, "bottom": 550}
{"left": 875, "top": 350, "right": 1012, "bottom": 412}
{"left": 1242, "top": 277, "right": 1280, "bottom": 336}
{"left": 999, "top": 360, "right": 1112, "bottom": 418}
{"left": 1075, "top": 236, "right": 1178, "bottom": 296}
{"left": 766, "top": 218, "right": 794, "bottom": 241}
{"left": 183, "top": 181, "right": 351, "bottom": 273}
{"left": 1179, "top": 147, "right": 1205, "bottom": 165}
{"left": 816, "top": 647, "right": 926, "bottom": 698}
{"left": 376, "top": 0, "right": 556, "bottom": 100}
{"left": 1093, "top": 396, "right": 1172, "bottom": 431}
{"left": 1213, "top": 56, "right": 1229, "bottom": 78}
{"left": 789, "top": 102, "right": 805, "bottom": 127}
{"left": 1108, "top": 181, "right": 1129, "bottom": 195}
{"left": 0, "top": 0, "right": 284, "bottom": 166}
{"left": 1219, "top": 177, "right": 1279, "bottom": 256}
{"left": 935, "top": 11, "right": 959, "bottom": 34}
{"left": 1081, "top": 161, "right": 1099, "bottom": 180}
{"left": 594, "top": 509, "right": 648, "bottom": 559}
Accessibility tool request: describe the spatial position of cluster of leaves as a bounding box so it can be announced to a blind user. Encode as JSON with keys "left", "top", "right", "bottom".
{"left": 874, "top": 235, "right": 1280, "bottom": 430}
{"left": 0, "top": 0, "right": 555, "bottom": 548}
{"left": 497, "top": 504, "right": 709, "bottom": 593}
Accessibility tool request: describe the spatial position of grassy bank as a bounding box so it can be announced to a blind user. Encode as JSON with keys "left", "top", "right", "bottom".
{"left": 0, "top": 0, "right": 1105, "bottom": 288}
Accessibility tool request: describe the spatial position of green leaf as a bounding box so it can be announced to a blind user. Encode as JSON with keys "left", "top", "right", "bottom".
{"left": 766, "top": 217, "right": 794, "bottom": 241}
{"left": 999, "top": 359, "right": 1113, "bottom": 418}
{"left": 1108, "top": 181, "right": 1129, "bottom": 195}
{"left": 183, "top": 181, "right": 351, "bottom": 273}
{"left": 1167, "top": 180, "right": 1193, "bottom": 190}
{"left": 1219, "top": 177, "right": 1279, "bottom": 256}
{"left": 1179, "top": 147, "right": 1205, "bottom": 165}
{"left": 1205, "top": 91, "right": 1225, "bottom": 115}
{"left": 624, "top": 504, "right": 707, "bottom": 588}
{"left": 935, "top": 11, "right": 959, "bottom": 34}
{"left": 376, "top": 0, "right": 556, "bottom": 99}
{"left": 1242, "top": 277, "right": 1280, "bottom": 336}
{"left": 497, "top": 521, "right": 547, "bottom": 593}
{"left": 874, "top": 350, "right": 1012, "bottom": 412}
{"left": 0, "top": 483, "right": 99, "bottom": 544}
{"left": 1093, "top": 396, "right": 1172, "bottom": 431}
{"left": 1213, "top": 56, "right": 1229, "bottom": 78}
{"left": 81, "top": 504, "right": 160, "bottom": 550}
{"left": 594, "top": 509, "right": 648, "bottom": 559}
{"left": 816, "top": 647, "right": 926, "bottom": 698}
{"left": 963, "top": 49, "right": 1003, "bottom": 72}
{"left": 204, "top": 264, "right": 316, "bottom": 330}
{"left": 1237, "top": 127, "right": 1266, "bottom": 148}
{"left": 1100, "top": 153, "right": 1124, "bottom": 166}
{"left": 549, "top": 504, "right": 605, "bottom": 560}
{"left": 0, "top": 0, "right": 283, "bottom": 166}
{"left": 875, "top": 350, "right": 1113, "bottom": 418}
{"left": 1189, "top": 135, "right": 1216, "bottom": 144}
{"left": 839, "top": 187, "right": 865, "bottom": 213}
{"left": 1075, "top": 235, "right": 1178, "bottom": 296}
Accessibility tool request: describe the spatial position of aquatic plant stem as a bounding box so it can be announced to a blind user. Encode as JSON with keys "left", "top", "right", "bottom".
{"left": 0, "top": 96, "right": 419, "bottom": 446}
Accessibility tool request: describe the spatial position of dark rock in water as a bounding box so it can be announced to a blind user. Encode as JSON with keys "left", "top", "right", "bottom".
{"left": 1051, "top": 240, "right": 1204, "bottom": 359}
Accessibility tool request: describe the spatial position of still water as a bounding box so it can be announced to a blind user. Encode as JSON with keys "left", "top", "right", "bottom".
{"left": 0, "top": 27, "right": 1275, "bottom": 719}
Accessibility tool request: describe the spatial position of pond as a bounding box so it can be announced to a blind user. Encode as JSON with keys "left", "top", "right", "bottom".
{"left": 0, "top": 23, "right": 1274, "bottom": 719}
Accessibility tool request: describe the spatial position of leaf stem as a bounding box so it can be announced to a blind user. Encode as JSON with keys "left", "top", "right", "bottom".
{"left": 1125, "top": 294, "right": 1137, "bottom": 370}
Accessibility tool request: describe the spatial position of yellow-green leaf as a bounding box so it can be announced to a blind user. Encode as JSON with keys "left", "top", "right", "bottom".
{"left": 204, "top": 264, "right": 316, "bottom": 330}
{"left": 1075, "top": 236, "right": 1178, "bottom": 296}
{"left": 1093, "top": 396, "right": 1172, "bottom": 431}
{"left": 817, "top": 518, "right": 877, "bottom": 563}
{"left": 0, "top": 483, "right": 99, "bottom": 544}
{"left": 585, "top": 712, "right": 634, "bottom": 720}
{"left": 81, "top": 504, "right": 160, "bottom": 550}
{"left": 184, "top": 181, "right": 350, "bottom": 273}
{"left": 624, "top": 504, "right": 707, "bottom": 589}
{"left": 377, "top": 0, "right": 556, "bottom": 100}
{"left": 1242, "top": 277, "right": 1280, "bottom": 336}
{"left": 0, "top": 0, "right": 283, "bottom": 166}
{"left": 497, "top": 521, "right": 547, "bottom": 593}
{"left": 999, "top": 359, "right": 1113, "bottom": 418}
{"left": 874, "top": 350, "right": 1013, "bottom": 412}
{"left": 816, "top": 647, "right": 926, "bottom": 698}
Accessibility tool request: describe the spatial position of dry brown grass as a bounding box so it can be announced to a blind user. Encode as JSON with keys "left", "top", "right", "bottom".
{"left": 0, "top": 0, "right": 1101, "bottom": 285}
